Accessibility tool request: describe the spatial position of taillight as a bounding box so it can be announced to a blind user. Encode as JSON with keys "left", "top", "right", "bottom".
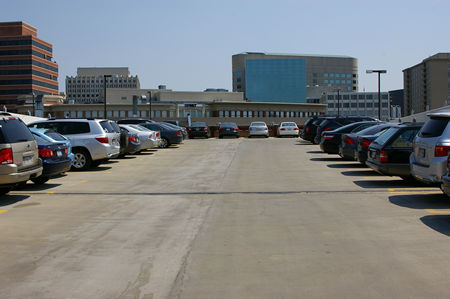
{"left": 323, "top": 128, "right": 331, "bottom": 132}
{"left": 305, "top": 126, "right": 310, "bottom": 133}
{"left": 156, "top": 132, "right": 160, "bottom": 138}
{"left": 323, "top": 135, "right": 334, "bottom": 140}
{"left": 294, "top": 127, "right": 299, "bottom": 130}
{"left": 39, "top": 148, "right": 54, "bottom": 157}
{"left": 0, "top": 148, "right": 13, "bottom": 164}
{"left": 361, "top": 139, "right": 371, "bottom": 148}
{"left": 344, "top": 137, "right": 355, "bottom": 144}
{"left": 149, "top": 133, "right": 153, "bottom": 139}
{"left": 233, "top": 127, "right": 238, "bottom": 130}
{"left": 175, "top": 131, "right": 182, "bottom": 136}
{"left": 187, "top": 127, "right": 191, "bottom": 131}
{"left": 95, "top": 137, "right": 109, "bottom": 144}
{"left": 64, "top": 147, "right": 68, "bottom": 155}
{"left": 280, "top": 128, "right": 286, "bottom": 131}
{"left": 380, "top": 150, "right": 389, "bottom": 163}
{"left": 129, "top": 136, "right": 136, "bottom": 142}
{"left": 219, "top": 127, "right": 223, "bottom": 131}
{"left": 204, "top": 127, "right": 208, "bottom": 132}
{"left": 435, "top": 145, "right": 450, "bottom": 157}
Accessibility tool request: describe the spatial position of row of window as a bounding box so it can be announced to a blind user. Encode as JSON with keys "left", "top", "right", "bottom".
{"left": 0, "top": 89, "right": 51, "bottom": 95}
{"left": 0, "top": 39, "right": 53, "bottom": 53}
{"left": 0, "top": 79, "right": 58, "bottom": 90}
{"left": 68, "top": 94, "right": 100, "bottom": 98}
{"left": 328, "top": 103, "right": 389, "bottom": 108}
{"left": 0, "top": 59, "right": 58, "bottom": 72}
{"left": 0, "top": 69, "right": 57, "bottom": 81}
{"left": 67, "top": 78, "right": 137, "bottom": 84}
{"left": 65, "top": 110, "right": 173, "bottom": 119}
{"left": 324, "top": 73, "right": 356, "bottom": 78}
{"left": 324, "top": 80, "right": 356, "bottom": 84}
{"left": 218, "top": 110, "right": 319, "bottom": 118}
{"left": 328, "top": 94, "right": 389, "bottom": 100}
{"left": 67, "top": 84, "right": 136, "bottom": 89}
{"left": 0, "top": 49, "right": 52, "bottom": 61}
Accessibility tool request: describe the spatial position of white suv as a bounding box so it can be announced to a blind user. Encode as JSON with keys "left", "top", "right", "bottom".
{"left": 410, "top": 112, "right": 450, "bottom": 184}
{"left": 28, "top": 119, "right": 120, "bottom": 170}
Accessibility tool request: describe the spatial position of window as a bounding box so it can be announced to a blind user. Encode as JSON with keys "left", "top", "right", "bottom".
{"left": 336, "top": 80, "right": 340, "bottom": 84}
{"left": 359, "top": 103, "right": 365, "bottom": 108}
{"left": 391, "top": 129, "right": 420, "bottom": 147}
{"left": 162, "top": 111, "right": 167, "bottom": 118}
{"left": 113, "top": 111, "right": 119, "bottom": 118}
{"left": 366, "top": 94, "right": 373, "bottom": 99}
{"left": 107, "top": 111, "right": 112, "bottom": 118}
{"left": 330, "top": 80, "right": 334, "bottom": 84}
{"left": 330, "top": 74, "right": 334, "bottom": 77}
{"left": 120, "top": 111, "right": 125, "bottom": 117}
{"left": 324, "top": 80, "right": 329, "bottom": 83}
{"left": 324, "top": 73, "right": 328, "bottom": 77}
{"left": 328, "top": 103, "right": 334, "bottom": 108}
{"left": 336, "top": 74, "right": 340, "bottom": 78}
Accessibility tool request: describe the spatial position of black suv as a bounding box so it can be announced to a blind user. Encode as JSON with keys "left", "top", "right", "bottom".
{"left": 314, "top": 116, "right": 377, "bottom": 144}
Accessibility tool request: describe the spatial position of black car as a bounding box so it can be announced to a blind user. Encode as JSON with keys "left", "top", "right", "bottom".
{"left": 319, "top": 121, "right": 379, "bottom": 154}
{"left": 31, "top": 134, "right": 72, "bottom": 184}
{"left": 188, "top": 122, "right": 210, "bottom": 138}
{"left": 139, "top": 122, "right": 183, "bottom": 148}
{"left": 301, "top": 116, "right": 332, "bottom": 143}
{"left": 161, "top": 122, "right": 187, "bottom": 139}
{"left": 314, "top": 116, "right": 377, "bottom": 144}
{"left": 339, "top": 123, "right": 394, "bottom": 161}
{"left": 366, "top": 123, "right": 422, "bottom": 179}
{"left": 355, "top": 124, "right": 399, "bottom": 164}
{"left": 219, "top": 122, "right": 239, "bottom": 138}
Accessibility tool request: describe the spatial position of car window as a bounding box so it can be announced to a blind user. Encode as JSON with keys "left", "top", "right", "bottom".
{"left": 33, "top": 133, "right": 52, "bottom": 145}
{"left": 281, "top": 123, "right": 296, "bottom": 127}
{"left": 373, "top": 127, "right": 398, "bottom": 145}
{"left": 0, "top": 119, "right": 34, "bottom": 143}
{"left": 418, "top": 118, "right": 449, "bottom": 138}
{"left": 109, "top": 121, "right": 121, "bottom": 133}
{"left": 100, "top": 121, "right": 115, "bottom": 133}
{"left": 391, "top": 128, "right": 420, "bottom": 147}
{"left": 357, "top": 124, "right": 389, "bottom": 135}
{"left": 32, "top": 122, "right": 90, "bottom": 135}
{"left": 351, "top": 123, "right": 376, "bottom": 133}
{"left": 45, "top": 131, "right": 66, "bottom": 141}
{"left": 251, "top": 122, "right": 266, "bottom": 126}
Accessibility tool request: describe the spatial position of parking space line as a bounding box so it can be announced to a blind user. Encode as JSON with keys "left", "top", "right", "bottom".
{"left": 46, "top": 191, "right": 54, "bottom": 194}
{"left": 0, "top": 210, "right": 7, "bottom": 214}
{"left": 425, "top": 209, "right": 450, "bottom": 214}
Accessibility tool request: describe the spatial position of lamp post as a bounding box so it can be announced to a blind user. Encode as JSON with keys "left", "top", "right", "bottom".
{"left": 29, "top": 92, "right": 36, "bottom": 116}
{"left": 147, "top": 90, "right": 152, "bottom": 119}
{"left": 366, "top": 69, "right": 387, "bottom": 120}
{"left": 103, "top": 74, "right": 112, "bottom": 118}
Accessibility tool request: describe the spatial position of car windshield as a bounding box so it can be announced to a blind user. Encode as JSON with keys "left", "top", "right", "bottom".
{"left": 192, "top": 122, "right": 207, "bottom": 127}
{"left": 357, "top": 124, "right": 389, "bottom": 135}
{"left": 45, "top": 131, "right": 67, "bottom": 141}
{"left": 0, "top": 119, "right": 34, "bottom": 143}
{"left": 100, "top": 121, "right": 115, "bottom": 133}
{"left": 418, "top": 117, "right": 449, "bottom": 138}
{"left": 373, "top": 127, "right": 399, "bottom": 145}
{"left": 220, "top": 123, "right": 237, "bottom": 128}
{"left": 281, "top": 123, "right": 296, "bottom": 127}
{"left": 251, "top": 122, "right": 266, "bottom": 126}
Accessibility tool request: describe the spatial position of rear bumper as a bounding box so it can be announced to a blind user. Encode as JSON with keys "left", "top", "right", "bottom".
{"left": 42, "top": 159, "right": 72, "bottom": 177}
{"left": 320, "top": 141, "right": 339, "bottom": 154}
{"left": 339, "top": 146, "right": 356, "bottom": 160}
{"left": 410, "top": 155, "right": 446, "bottom": 184}
{"left": 278, "top": 131, "right": 299, "bottom": 136}
{"left": 0, "top": 162, "right": 42, "bottom": 186}
{"left": 366, "top": 160, "right": 410, "bottom": 177}
{"left": 441, "top": 174, "right": 450, "bottom": 196}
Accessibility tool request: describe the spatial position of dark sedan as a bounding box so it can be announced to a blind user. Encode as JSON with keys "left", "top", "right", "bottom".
{"left": 31, "top": 133, "right": 72, "bottom": 184}
{"left": 139, "top": 122, "right": 183, "bottom": 148}
{"left": 320, "top": 121, "right": 378, "bottom": 154}
{"left": 314, "top": 116, "right": 377, "bottom": 144}
{"left": 188, "top": 122, "right": 210, "bottom": 138}
{"left": 366, "top": 123, "right": 422, "bottom": 179}
{"left": 219, "top": 122, "right": 239, "bottom": 138}
{"left": 339, "top": 123, "right": 394, "bottom": 161}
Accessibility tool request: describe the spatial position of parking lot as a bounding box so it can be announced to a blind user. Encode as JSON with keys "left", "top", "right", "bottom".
{"left": 1, "top": 137, "right": 450, "bottom": 298}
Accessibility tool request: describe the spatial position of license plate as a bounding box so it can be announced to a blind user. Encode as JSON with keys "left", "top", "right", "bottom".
{"left": 57, "top": 150, "right": 62, "bottom": 157}
{"left": 23, "top": 155, "right": 32, "bottom": 165}
{"left": 419, "top": 148, "right": 426, "bottom": 158}
{"left": 370, "top": 150, "right": 376, "bottom": 158}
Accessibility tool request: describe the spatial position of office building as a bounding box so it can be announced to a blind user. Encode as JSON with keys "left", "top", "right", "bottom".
{"left": 65, "top": 67, "right": 140, "bottom": 104}
{"left": 0, "top": 21, "right": 59, "bottom": 111}
{"left": 232, "top": 52, "right": 358, "bottom": 103}
{"left": 326, "top": 91, "right": 389, "bottom": 119}
{"left": 403, "top": 53, "right": 450, "bottom": 115}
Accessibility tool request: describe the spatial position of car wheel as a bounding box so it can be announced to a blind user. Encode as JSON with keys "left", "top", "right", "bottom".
{"left": 31, "top": 177, "right": 49, "bottom": 185}
{"left": 159, "top": 138, "right": 169, "bottom": 148}
{"left": 72, "top": 149, "right": 92, "bottom": 170}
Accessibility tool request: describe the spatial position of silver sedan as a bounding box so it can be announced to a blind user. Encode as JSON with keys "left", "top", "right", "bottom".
{"left": 248, "top": 122, "right": 269, "bottom": 138}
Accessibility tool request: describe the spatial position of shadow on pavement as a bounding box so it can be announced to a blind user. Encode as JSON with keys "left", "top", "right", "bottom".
{"left": 102, "top": 160, "right": 119, "bottom": 164}
{"left": 0, "top": 194, "right": 29, "bottom": 207}
{"left": 354, "top": 179, "right": 428, "bottom": 189}
{"left": 421, "top": 215, "right": 450, "bottom": 236}
{"left": 117, "top": 156, "right": 137, "bottom": 160}
{"left": 389, "top": 193, "right": 450, "bottom": 210}
{"left": 327, "top": 163, "right": 367, "bottom": 169}
{"left": 307, "top": 151, "right": 326, "bottom": 154}
{"left": 15, "top": 183, "right": 61, "bottom": 191}
{"left": 310, "top": 157, "right": 344, "bottom": 162}
{"left": 137, "top": 152, "right": 154, "bottom": 156}
{"left": 77, "top": 166, "right": 112, "bottom": 172}
{"left": 341, "top": 170, "right": 381, "bottom": 176}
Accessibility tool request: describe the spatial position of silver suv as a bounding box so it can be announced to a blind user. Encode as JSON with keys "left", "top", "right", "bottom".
{"left": 410, "top": 112, "right": 450, "bottom": 184}
{"left": 0, "top": 113, "right": 42, "bottom": 195}
{"left": 28, "top": 119, "right": 120, "bottom": 170}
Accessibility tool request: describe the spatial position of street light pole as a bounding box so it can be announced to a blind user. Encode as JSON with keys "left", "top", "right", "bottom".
{"left": 366, "top": 69, "right": 387, "bottom": 120}
{"left": 337, "top": 89, "right": 340, "bottom": 117}
{"left": 103, "top": 74, "right": 112, "bottom": 118}
{"left": 147, "top": 90, "right": 152, "bottom": 119}
{"left": 31, "top": 92, "right": 36, "bottom": 116}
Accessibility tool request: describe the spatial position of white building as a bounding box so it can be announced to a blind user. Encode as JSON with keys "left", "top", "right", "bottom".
{"left": 326, "top": 91, "right": 390, "bottom": 119}
{"left": 65, "top": 67, "right": 140, "bottom": 104}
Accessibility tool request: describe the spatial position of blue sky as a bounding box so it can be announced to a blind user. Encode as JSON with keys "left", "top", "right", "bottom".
{"left": 2, "top": 0, "right": 449, "bottom": 93}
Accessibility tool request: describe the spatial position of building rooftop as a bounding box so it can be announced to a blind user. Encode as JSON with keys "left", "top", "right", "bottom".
{"left": 235, "top": 52, "right": 355, "bottom": 59}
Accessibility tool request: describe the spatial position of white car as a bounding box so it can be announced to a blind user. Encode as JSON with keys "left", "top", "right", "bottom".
{"left": 248, "top": 122, "right": 269, "bottom": 138}
{"left": 118, "top": 124, "right": 161, "bottom": 150}
{"left": 277, "top": 122, "right": 299, "bottom": 137}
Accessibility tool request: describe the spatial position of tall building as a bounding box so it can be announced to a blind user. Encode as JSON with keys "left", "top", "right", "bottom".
{"left": 403, "top": 53, "right": 450, "bottom": 115}
{"left": 326, "top": 91, "right": 389, "bottom": 119}
{"left": 66, "top": 67, "right": 140, "bottom": 104}
{"left": 232, "top": 52, "right": 358, "bottom": 103}
{"left": 0, "top": 21, "right": 59, "bottom": 111}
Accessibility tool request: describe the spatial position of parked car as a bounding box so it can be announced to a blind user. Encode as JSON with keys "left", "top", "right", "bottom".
{"left": 108, "top": 120, "right": 129, "bottom": 157}
{"left": 314, "top": 116, "right": 377, "bottom": 144}
{"left": 162, "top": 122, "right": 188, "bottom": 139}
{"left": 188, "top": 122, "right": 210, "bottom": 138}
{"left": 366, "top": 123, "right": 422, "bottom": 179}
{"left": 164, "top": 120, "right": 180, "bottom": 126}
{"left": 277, "top": 122, "right": 299, "bottom": 137}
{"left": 119, "top": 124, "right": 158, "bottom": 150}
{"left": 129, "top": 125, "right": 161, "bottom": 148}
{"left": 0, "top": 114, "right": 42, "bottom": 195}
{"left": 356, "top": 124, "right": 399, "bottom": 164}
{"left": 301, "top": 116, "right": 331, "bottom": 142}
{"left": 441, "top": 155, "right": 450, "bottom": 196}
{"left": 410, "top": 112, "right": 450, "bottom": 184}
{"left": 339, "top": 123, "right": 394, "bottom": 161}
{"left": 29, "top": 128, "right": 74, "bottom": 162}
{"left": 117, "top": 118, "right": 155, "bottom": 125}
{"left": 319, "top": 121, "right": 379, "bottom": 154}
{"left": 28, "top": 119, "right": 120, "bottom": 170}
{"left": 30, "top": 133, "right": 72, "bottom": 184}
{"left": 138, "top": 122, "right": 183, "bottom": 148}
{"left": 218, "top": 122, "right": 240, "bottom": 138}
{"left": 248, "top": 122, "right": 269, "bottom": 138}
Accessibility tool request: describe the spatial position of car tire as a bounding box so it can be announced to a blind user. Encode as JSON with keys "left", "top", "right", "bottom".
{"left": 159, "top": 138, "right": 169, "bottom": 148}
{"left": 31, "top": 177, "right": 49, "bottom": 185}
{"left": 72, "top": 148, "right": 92, "bottom": 170}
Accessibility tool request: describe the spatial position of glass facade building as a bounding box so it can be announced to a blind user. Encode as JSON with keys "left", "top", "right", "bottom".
{"left": 245, "top": 59, "right": 306, "bottom": 103}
